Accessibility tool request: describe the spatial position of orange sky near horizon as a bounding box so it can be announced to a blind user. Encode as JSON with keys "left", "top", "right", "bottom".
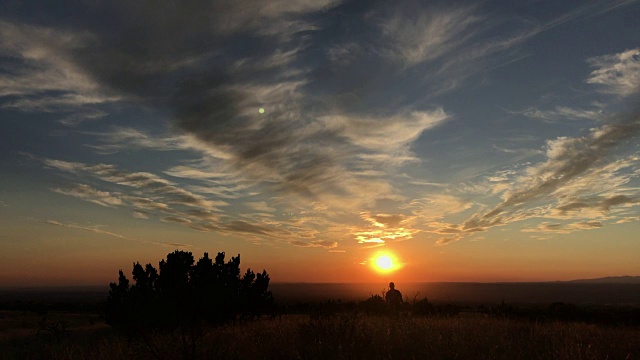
{"left": 1, "top": 210, "right": 637, "bottom": 287}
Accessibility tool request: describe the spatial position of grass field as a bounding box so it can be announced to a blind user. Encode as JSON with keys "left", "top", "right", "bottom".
{"left": 1, "top": 310, "right": 639, "bottom": 359}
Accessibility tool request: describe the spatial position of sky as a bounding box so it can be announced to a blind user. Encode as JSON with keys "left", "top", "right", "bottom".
{"left": 1, "top": 0, "right": 639, "bottom": 286}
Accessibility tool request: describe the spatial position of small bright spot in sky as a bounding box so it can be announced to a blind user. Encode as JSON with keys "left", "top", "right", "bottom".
{"left": 259, "top": 108, "right": 265, "bottom": 114}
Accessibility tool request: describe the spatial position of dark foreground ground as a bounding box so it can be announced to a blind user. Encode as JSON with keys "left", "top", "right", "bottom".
{"left": 1, "top": 310, "right": 640, "bottom": 360}
{"left": 1, "top": 283, "right": 640, "bottom": 359}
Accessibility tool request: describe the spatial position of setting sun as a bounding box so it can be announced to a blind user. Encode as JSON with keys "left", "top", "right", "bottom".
{"left": 372, "top": 252, "right": 401, "bottom": 273}
{"left": 376, "top": 255, "right": 393, "bottom": 270}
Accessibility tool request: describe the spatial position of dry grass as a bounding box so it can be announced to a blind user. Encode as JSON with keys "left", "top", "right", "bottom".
{"left": 203, "top": 315, "right": 640, "bottom": 360}
{"left": 1, "top": 312, "right": 639, "bottom": 359}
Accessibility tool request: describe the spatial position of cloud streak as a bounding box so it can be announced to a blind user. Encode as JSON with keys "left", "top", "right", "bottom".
{"left": 38, "top": 156, "right": 345, "bottom": 248}
{"left": 460, "top": 113, "right": 640, "bottom": 236}
{"left": 40, "top": 220, "right": 190, "bottom": 248}
{"left": 53, "top": 184, "right": 123, "bottom": 208}
{"left": 379, "top": 5, "right": 481, "bottom": 66}
{"left": 0, "top": 21, "right": 119, "bottom": 117}
{"left": 587, "top": 48, "right": 640, "bottom": 96}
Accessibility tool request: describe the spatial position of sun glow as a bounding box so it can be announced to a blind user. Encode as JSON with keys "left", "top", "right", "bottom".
{"left": 371, "top": 252, "right": 401, "bottom": 273}
{"left": 376, "top": 255, "right": 393, "bottom": 270}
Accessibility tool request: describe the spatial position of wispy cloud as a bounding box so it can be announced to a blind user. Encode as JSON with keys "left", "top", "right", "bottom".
{"left": 290, "top": 240, "right": 337, "bottom": 249}
{"left": 41, "top": 157, "right": 224, "bottom": 212}
{"left": 39, "top": 219, "right": 190, "bottom": 248}
{"left": 0, "top": 21, "right": 119, "bottom": 116}
{"left": 53, "top": 184, "right": 123, "bottom": 207}
{"left": 414, "top": 0, "right": 640, "bottom": 97}
{"left": 616, "top": 216, "right": 640, "bottom": 224}
{"left": 517, "top": 105, "right": 605, "bottom": 122}
{"left": 587, "top": 48, "right": 640, "bottom": 97}
{"left": 408, "top": 194, "right": 473, "bottom": 220}
{"left": 87, "top": 108, "right": 447, "bottom": 211}
{"left": 460, "top": 115, "right": 640, "bottom": 236}
{"left": 425, "top": 52, "right": 640, "bottom": 245}
{"left": 379, "top": 5, "right": 481, "bottom": 66}
{"left": 320, "top": 109, "right": 449, "bottom": 162}
{"left": 161, "top": 216, "right": 193, "bottom": 225}
{"left": 522, "top": 221, "right": 604, "bottom": 234}
{"left": 245, "top": 201, "right": 277, "bottom": 213}
{"left": 132, "top": 210, "right": 149, "bottom": 219}
{"left": 551, "top": 195, "right": 637, "bottom": 218}
{"left": 58, "top": 109, "right": 108, "bottom": 126}
{"left": 38, "top": 156, "right": 350, "bottom": 246}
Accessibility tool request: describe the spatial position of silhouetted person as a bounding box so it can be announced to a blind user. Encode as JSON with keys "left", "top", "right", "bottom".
{"left": 385, "top": 282, "right": 403, "bottom": 308}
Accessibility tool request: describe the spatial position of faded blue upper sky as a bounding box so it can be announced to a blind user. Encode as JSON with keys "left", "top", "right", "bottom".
{"left": 1, "top": 0, "right": 639, "bottom": 285}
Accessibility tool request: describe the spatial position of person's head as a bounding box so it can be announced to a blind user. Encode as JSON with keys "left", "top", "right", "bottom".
{"left": 389, "top": 282, "right": 395, "bottom": 289}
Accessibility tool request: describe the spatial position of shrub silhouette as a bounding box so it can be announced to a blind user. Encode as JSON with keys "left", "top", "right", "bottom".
{"left": 412, "top": 297, "right": 435, "bottom": 316}
{"left": 359, "top": 294, "right": 387, "bottom": 315}
{"left": 106, "top": 250, "right": 274, "bottom": 330}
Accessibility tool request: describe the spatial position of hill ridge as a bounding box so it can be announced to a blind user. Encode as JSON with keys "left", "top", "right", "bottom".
{"left": 563, "top": 276, "right": 640, "bottom": 284}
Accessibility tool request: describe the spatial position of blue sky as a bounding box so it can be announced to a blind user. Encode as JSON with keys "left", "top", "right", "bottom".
{"left": 1, "top": 0, "right": 639, "bottom": 285}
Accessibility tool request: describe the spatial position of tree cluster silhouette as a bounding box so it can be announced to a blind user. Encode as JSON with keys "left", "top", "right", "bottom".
{"left": 106, "top": 250, "right": 274, "bottom": 330}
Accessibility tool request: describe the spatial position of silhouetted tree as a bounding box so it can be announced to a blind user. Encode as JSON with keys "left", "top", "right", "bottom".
{"left": 240, "top": 269, "right": 275, "bottom": 318}
{"left": 106, "top": 250, "right": 274, "bottom": 330}
{"left": 105, "top": 270, "right": 130, "bottom": 327}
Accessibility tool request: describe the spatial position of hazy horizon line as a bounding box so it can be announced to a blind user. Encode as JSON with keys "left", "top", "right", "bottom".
{"left": 2, "top": 275, "right": 639, "bottom": 290}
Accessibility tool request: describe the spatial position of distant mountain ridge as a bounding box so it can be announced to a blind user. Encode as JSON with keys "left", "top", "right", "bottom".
{"left": 563, "top": 276, "right": 640, "bottom": 284}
